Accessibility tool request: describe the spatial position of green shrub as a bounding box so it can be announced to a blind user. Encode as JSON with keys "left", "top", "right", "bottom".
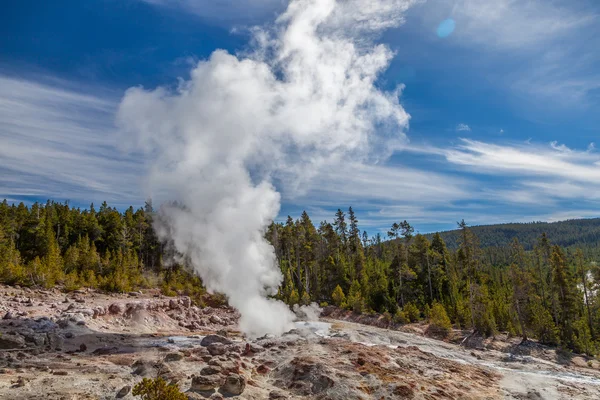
{"left": 428, "top": 301, "right": 452, "bottom": 337}
{"left": 382, "top": 311, "right": 392, "bottom": 322}
{"left": 331, "top": 285, "right": 346, "bottom": 307}
{"left": 403, "top": 302, "right": 421, "bottom": 323}
{"left": 301, "top": 291, "right": 311, "bottom": 305}
{"left": 288, "top": 289, "right": 300, "bottom": 305}
{"left": 132, "top": 377, "right": 187, "bottom": 400}
{"left": 394, "top": 310, "right": 409, "bottom": 324}
{"left": 423, "top": 303, "right": 431, "bottom": 319}
{"left": 349, "top": 295, "right": 365, "bottom": 313}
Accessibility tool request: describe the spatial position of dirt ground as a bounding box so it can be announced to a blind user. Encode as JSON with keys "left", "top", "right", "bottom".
{"left": 1, "top": 285, "right": 599, "bottom": 399}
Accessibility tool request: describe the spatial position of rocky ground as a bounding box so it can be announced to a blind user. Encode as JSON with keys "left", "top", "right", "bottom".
{"left": 0, "top": 285, "right": 599, "bottom": 399}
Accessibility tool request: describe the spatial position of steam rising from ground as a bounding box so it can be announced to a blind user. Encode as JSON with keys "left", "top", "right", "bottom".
{"left": 117, "top": 0, "right": 413, "bottom": 337}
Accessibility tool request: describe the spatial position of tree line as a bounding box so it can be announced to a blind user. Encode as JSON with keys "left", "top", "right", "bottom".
{"left": 0, "top": 199, "right": 202, "bottom": 297}
{"left": 0, "top": 200, "right": 599, "bottom": 355}
{"left": 430, "top": 218, "right": 600, "bottom": 251}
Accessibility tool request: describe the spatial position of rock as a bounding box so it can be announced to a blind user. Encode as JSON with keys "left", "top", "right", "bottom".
{"left": 272, "top": 357, "right": 335, "bottom": 395}
{"left": 0, "top": 334, "right": 26, "bottom": 349}
{"left": 23, "top": 333, "right": 46, "bottom": 347}
{"left": 52, "top": 371, "right": 68, "bottom": 376}
{"left": 393, "top": 384, "right": 415, "bottom": 397}
{"left": 209, "top": 393, "right": 224, "bottom": 400}
{"left": 209, "top": 315, "right": 223, "bottom": 325}
{"left": 57, "top": 318, "right": 70, "bottom": 328}
{"left": 116, "top": 385, "right": 131, "bottom": 398}
{"left": 108, "top": 303, "right": 124, "bottom": 315}
{"left": 12, "top": 377, "right": 26, "bottom": 388}
{"left": 257, "top": 364, "right": 270, "bottom": 374}
{"left": 191, "top": 375, "right": 223, "bottom": 392}
{"left": 169, "top": 299, "right": 179, "bottom": 309}
{"left": 92, "top": 347, "right": 119, "bottom": 355}
{"left": 200, "top": 366, "right": 222, "bottom": 376}
{"left": 46, "top": 333, "right": 64, "bottom": 350}
{"left": 77, "top": 308, "right": 94, "bottom": 317}
{"left": 269, "top": 390, "right": 288, "bottom": 399}
{"left": 3, "top": 311, "right": 14, "bottom": 320}
{"left": 79, "top": 343, "right": 87, "bottom": 352}
{"left": 132, "top": 362, "right": 149, "bottom": 376}
{"left": 165, "top": 352, "right": 184, "bottom": 362}
{"left": 181, "top": 297, "right": 191, "bottom": 308}
{"left": 201, "top": 335, "right": 232, "bottom": 347}
{"left": 64, "top": 332, "right": 74, "bottom": 339}
{"left": 208, "top": 343, "right": 227, "bottom": 356}
{"left": 156, "top": 362, "right": 173, "bottom": 378}
{"left": 242, "top": 343, "right": 264, "bottom": 356}
{"left": 220, "top": 374, "right": 246, "bottom": 396}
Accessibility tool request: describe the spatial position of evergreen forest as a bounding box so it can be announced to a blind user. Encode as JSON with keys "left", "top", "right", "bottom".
{"left": 1, "top": 199, "right": 599, "bottom": 355}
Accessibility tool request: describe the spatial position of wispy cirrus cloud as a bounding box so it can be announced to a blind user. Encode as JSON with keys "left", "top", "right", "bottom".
{"left": 456, "top": 123, "right": 470, "bottom": 132}
{"left": 448, "top": 0, "right": 594, "bottom": 50}
{"left": 0, "top": 75, "right": 144, "bottom": 207}
{"left": 443, "top": 139, "right": 600, "bottom": 184}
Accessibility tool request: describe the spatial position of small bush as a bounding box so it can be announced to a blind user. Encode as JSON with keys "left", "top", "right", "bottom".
{"left": 428, "top": 301, "right": 452, "bottom": 338}
{"left": 382, "top": 311, "right": 392, "bottom": 322}
{"left": 288, "top": 289, "right": 300, "bottom": 305}
{"left": 403, "top": 303, "right": 421, "bottom": 323}
{"left": 349, "top": 296, "right": 365, "bottom": 314}
{"left": 132, "top": 377, "right": 187, "bottom": 400}
{"left": 423, "top": 303, "right": 431, "bottom": 319}
{"left": 331, "top": 285, "right": 346, "bottom": 307}
{"left": 301, "top": 291, "right": 311, "bottom": 305}
{"left": 320, "top": 301, "right": 329, "bottom": 307}
{"left": 394, "top": 310, "right": 409, "bottom": 324}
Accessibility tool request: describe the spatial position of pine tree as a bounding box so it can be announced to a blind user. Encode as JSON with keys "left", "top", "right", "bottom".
{"left": 551, "top": 245, "right": 579, "bottom": 347}
{"left": 332, "top": 285, "right": 346, "bottom": 307}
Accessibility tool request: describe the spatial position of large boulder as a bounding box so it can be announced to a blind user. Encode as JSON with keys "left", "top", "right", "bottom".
{"left": 220, "top": 374, "right": 246, "bottom": 396}
{"left": 191, "top": 375, "right": 223, "bottom": 392}
{"left": 201, "top": 335, "right": 232, "bottom": 347}
{"left": 116, "top": 385, "right": 131, "bottom": 398}
{"left": 200, "top": 366, "right": 222, "bottom": 376}
{"left": 0, "top": 333, "right": 26, "bottom": 349}
{"left": 207, "top": 343, "right": 227, "bottom": 356}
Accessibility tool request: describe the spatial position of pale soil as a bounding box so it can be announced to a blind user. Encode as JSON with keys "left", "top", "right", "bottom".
{"left": 0, "top": 285, "right": 599, "bottom": 399}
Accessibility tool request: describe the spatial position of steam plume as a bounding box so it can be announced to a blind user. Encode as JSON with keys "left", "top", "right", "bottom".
{"left": 117, "top": 0, "right": 413, "bottom": 337}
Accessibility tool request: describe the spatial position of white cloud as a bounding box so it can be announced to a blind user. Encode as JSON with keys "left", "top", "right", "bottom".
{"left": 448, "top": 0, "right": 594, "bottom": 50}
{"left": 442, "top": 139, "right": 600, "bottom": 184}
{"left": 0, "top": 76, "right": 143, "bottom": 207}
{"left": 456, "top": 123, "right": 470, "bottom": 131}
{"left": 292, "top": 162, "right": 468, "bottom": 206}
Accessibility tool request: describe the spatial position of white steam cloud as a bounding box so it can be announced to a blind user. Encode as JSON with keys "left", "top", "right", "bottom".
{"left": 117, "top": 0, "right": 413, "bottom": 337}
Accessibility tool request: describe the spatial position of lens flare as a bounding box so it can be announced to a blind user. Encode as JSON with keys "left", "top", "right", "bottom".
{"left": 437, "top": 18, "right": 455, "bottom": 38}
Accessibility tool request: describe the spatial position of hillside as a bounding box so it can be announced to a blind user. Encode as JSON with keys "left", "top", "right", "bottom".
{"left": 427, "top": 218, "right": 600, "bottom": 250}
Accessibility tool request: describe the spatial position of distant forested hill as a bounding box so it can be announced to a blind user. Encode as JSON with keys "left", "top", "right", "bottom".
{"left": 427, "top": 218, "right": 600, "bottom": 250}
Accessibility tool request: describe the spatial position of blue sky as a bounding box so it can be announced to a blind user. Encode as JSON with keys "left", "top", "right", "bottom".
{"left": 1, "top": 0, "right": 600, "bottom": 234}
